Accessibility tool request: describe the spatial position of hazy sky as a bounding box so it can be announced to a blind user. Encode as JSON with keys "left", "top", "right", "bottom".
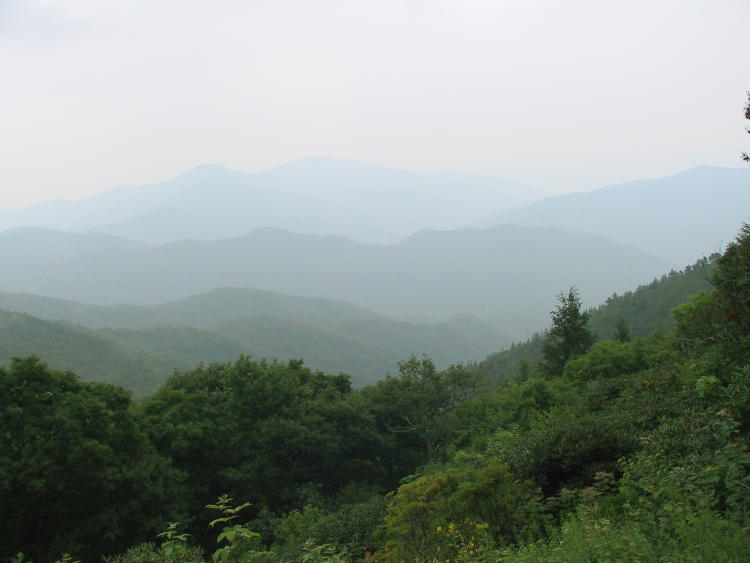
{"left": 1, "top": 0, "right": 748, "bottom": 210}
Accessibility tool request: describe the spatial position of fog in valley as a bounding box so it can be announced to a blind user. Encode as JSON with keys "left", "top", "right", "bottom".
{"left": 2, "top": 2, "right": 750, "bottom": 561}
{"left": 1, "top": 156, "right": 748, "bottom": 384}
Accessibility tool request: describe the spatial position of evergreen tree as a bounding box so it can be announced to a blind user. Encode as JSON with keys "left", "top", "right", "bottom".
{"left": 614, "top": 316, "right": 631, "bottom": 342}
{"left": 710, "top": 222, "right": 750, "bottom": 361}
{"left": 743, "top": 91, "right": 750, "bottom": 163}
{"left": 541, "top": 287, "right": 595, "bottom": 377}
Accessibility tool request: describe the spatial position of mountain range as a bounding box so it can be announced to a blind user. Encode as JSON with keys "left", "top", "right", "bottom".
{"left": 2, "top": 160, "right": 747, "bottom": 267}
{"left": 1, "top": 158, "right": 744, "bottom": 390}
{"left": 0, "top": 158, "right": 546, "bottom": 245}
{"left": 0, "top": 224, "right": 667, "bottom": 335}
{"left": 481, "top": 166, "right": 750, "bottom": 266}
{"left": 0, "top": 252, "right": 716, "bottom": 395}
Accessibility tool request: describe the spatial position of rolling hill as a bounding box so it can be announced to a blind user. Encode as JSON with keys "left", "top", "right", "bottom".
{"left": 0, "top": 288, "right": 507, "bottom": 391}
{"left": 0, "top": 225, "right": 667, "bottom": 338}
{"left": 0, "top": 310, "right": 168, "bottom": 393}
{"left": 0, "top": 286, "right": 383, "bottom": 330}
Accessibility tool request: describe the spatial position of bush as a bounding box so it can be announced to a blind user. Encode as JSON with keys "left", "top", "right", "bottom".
{"left": 563, "top": 340, "right": 645, "bottom": 382}
{"left": 381, "top": 457, "right": 542, "bottom": 561}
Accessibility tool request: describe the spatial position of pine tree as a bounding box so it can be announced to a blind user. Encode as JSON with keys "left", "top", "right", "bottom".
{"left": 743, "top": 92, "right": 750, "bottom": 163}
{"left": 541, "top": 287, "right": 595, "bottom": 377}
{"left": 614, "top": 316, "right": 631, "bottom": 342}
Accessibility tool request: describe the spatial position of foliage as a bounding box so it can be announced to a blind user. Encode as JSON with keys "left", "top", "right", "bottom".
{"left": 673, "top": 292, "right": 723, "bottom": 353}
{"left": 206, "top": 496, "right": 271, "bottom": 563}
{"left": 503, "top": 410, "right": 639, "bottom": 496}
{"left": 540, "top": 287, "right": 595, "bottom": 377}
{"left": 0, "top": 310, "right": 168, "bottom": 395}
{"left": 479, "top": 257, "right": 715, "bottom": 384}
{"left": 473, "top": 333, "right": 545, "bottom": 384}
{"left": 589, "top": 256, "right": 716, "bottom": 340}
{"left": 103, "top": 540, "right": 204, "bottom": 563}
{"left": 138, "top": 356, "right": 384, "bottom": 548}
{"left": 504, "top": 506, "right": 750, "bottom": 562}
{"left": 613, "top": 316, "right": 630, "bottom": 342}
{"left": 0, "top": 357, "right": 182, "bottom": 562}
{"left": 563, "top": 340, "right": 646, "bottom": 382}
{"left": 268, "top": 486, "right": 387, "bottom": 561}
{"left": 381, "top": 456, "right": 542, "bottom": 561}
{"left": 711, "top": 223, "right": 750, "bottom": 363}
{"left": 360, "top": 356, "right": 482, "bottom": 460}
{"left": 743, "top": 91, "right": 750, "bottom": 163}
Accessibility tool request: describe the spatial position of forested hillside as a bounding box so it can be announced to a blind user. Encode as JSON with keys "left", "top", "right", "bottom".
{"left": 3, "top": 224, "right": 748, "bottom": 562}
{"left": 472, "top": 255, "right": 715, "bottom": 383}
{"left": 0, "top": 253, "right": 713, "bottom": 393}
{"left": 0, "top": 287, "right": 383, "bottom": 330}
{"left": 0, "top": 310, "right": 168, "bottom": 392}
{"left": 588, "top": 255, "right": 716, "bottom": 338}
{"left": 0, "top": 301, "right": 504, "bottom": 392}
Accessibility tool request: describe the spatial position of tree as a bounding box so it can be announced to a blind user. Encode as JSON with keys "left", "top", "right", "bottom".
{"left": 362, "top": 356, "right": 480, "bottom": 462}
{"left": 0, "top": 357, "right": 181, "bottom": 562}
{"left": 743, "top": 92, "right": 750, "bottom": 164}
{"left": 541, "top": 287, "right": 595, "bottom": 377}
{"left": 614, "top": 316, "right": 631, "bottom": 342}
{"left": 139, "top": 356, "right": 387, "bottom": 548}
{"left": 673, "top": 224, "right": 750, "bottom": 363}
{"left": 709, "top": 222, "right": 750, "bottom": 362}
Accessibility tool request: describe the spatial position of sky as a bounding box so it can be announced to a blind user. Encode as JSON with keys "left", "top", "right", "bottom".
{"left": 0, "top": 0, "right": 748, "bottom": 210}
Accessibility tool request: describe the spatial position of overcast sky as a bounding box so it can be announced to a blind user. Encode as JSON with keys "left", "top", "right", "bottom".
{"left": 0, "top": 0, "right": 748, "bottom": 210}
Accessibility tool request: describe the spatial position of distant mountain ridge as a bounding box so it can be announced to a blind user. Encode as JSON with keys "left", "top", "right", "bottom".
{"left": 2, "top": 161, "right": 745, "bottom": 263}
{"left": 0, "top": 158, "right": 545, "bottom": 245}
{"left": 0, "top": 288, "right": 507, "bottom": 392}
{"left": 0, "top": 224, "right": 667, "bottom": 340}
{"left": 0, "top": 250, "right": 716, "bottom": 395}
{"left": 0, "top": 309, "right": 167, "bottom": 393}
{"left": 482, "top": 166, "right": 750, "bottom": 265}
{"left": 0, "top": 287, "right": 383, "bottom": 330}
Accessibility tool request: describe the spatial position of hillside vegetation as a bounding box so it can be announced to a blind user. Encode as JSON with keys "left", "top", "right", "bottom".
{"left": 0, "top": 310, "right": 167, "bottom": 392}
{"left": 0, "top": 255, "right": 716, "bottom": 395}
{"left": 0, "top": 287, "right": 383, "bottom": 330}
{"left": 2, "top": 224, "right": 748, "bottom": 562}
{"left": 0, "top": 297, "right": 504, "bottom": 392}
{"left": 474, "top": 255, "right": 716, "bottom": 383}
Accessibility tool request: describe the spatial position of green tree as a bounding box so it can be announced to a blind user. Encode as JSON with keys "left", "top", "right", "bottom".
{"left": 140, "top": 356, "right": 388, "bottom": 548}
{"left": 361, "top": 356, "right": 480, "bottom": 461}
{"left": 743, "top": 92, "right": 750, "bottom": 163}
{"left": 673, "top": 224, "right": 750, "bottom": 369}
{"left": 708, "top": 222, "right": 750, "bottom": 361}
{"left": 0, "top": 357, "right": 181, "bottom": 562}
{"left": 613, "top": 316, "right": 631, "bottom": 342}
{"left": 381, "top": 457, "right": 539, "bottom": 561}
{"left": 541, "top": 287, "right": 595, "bottom": 377}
